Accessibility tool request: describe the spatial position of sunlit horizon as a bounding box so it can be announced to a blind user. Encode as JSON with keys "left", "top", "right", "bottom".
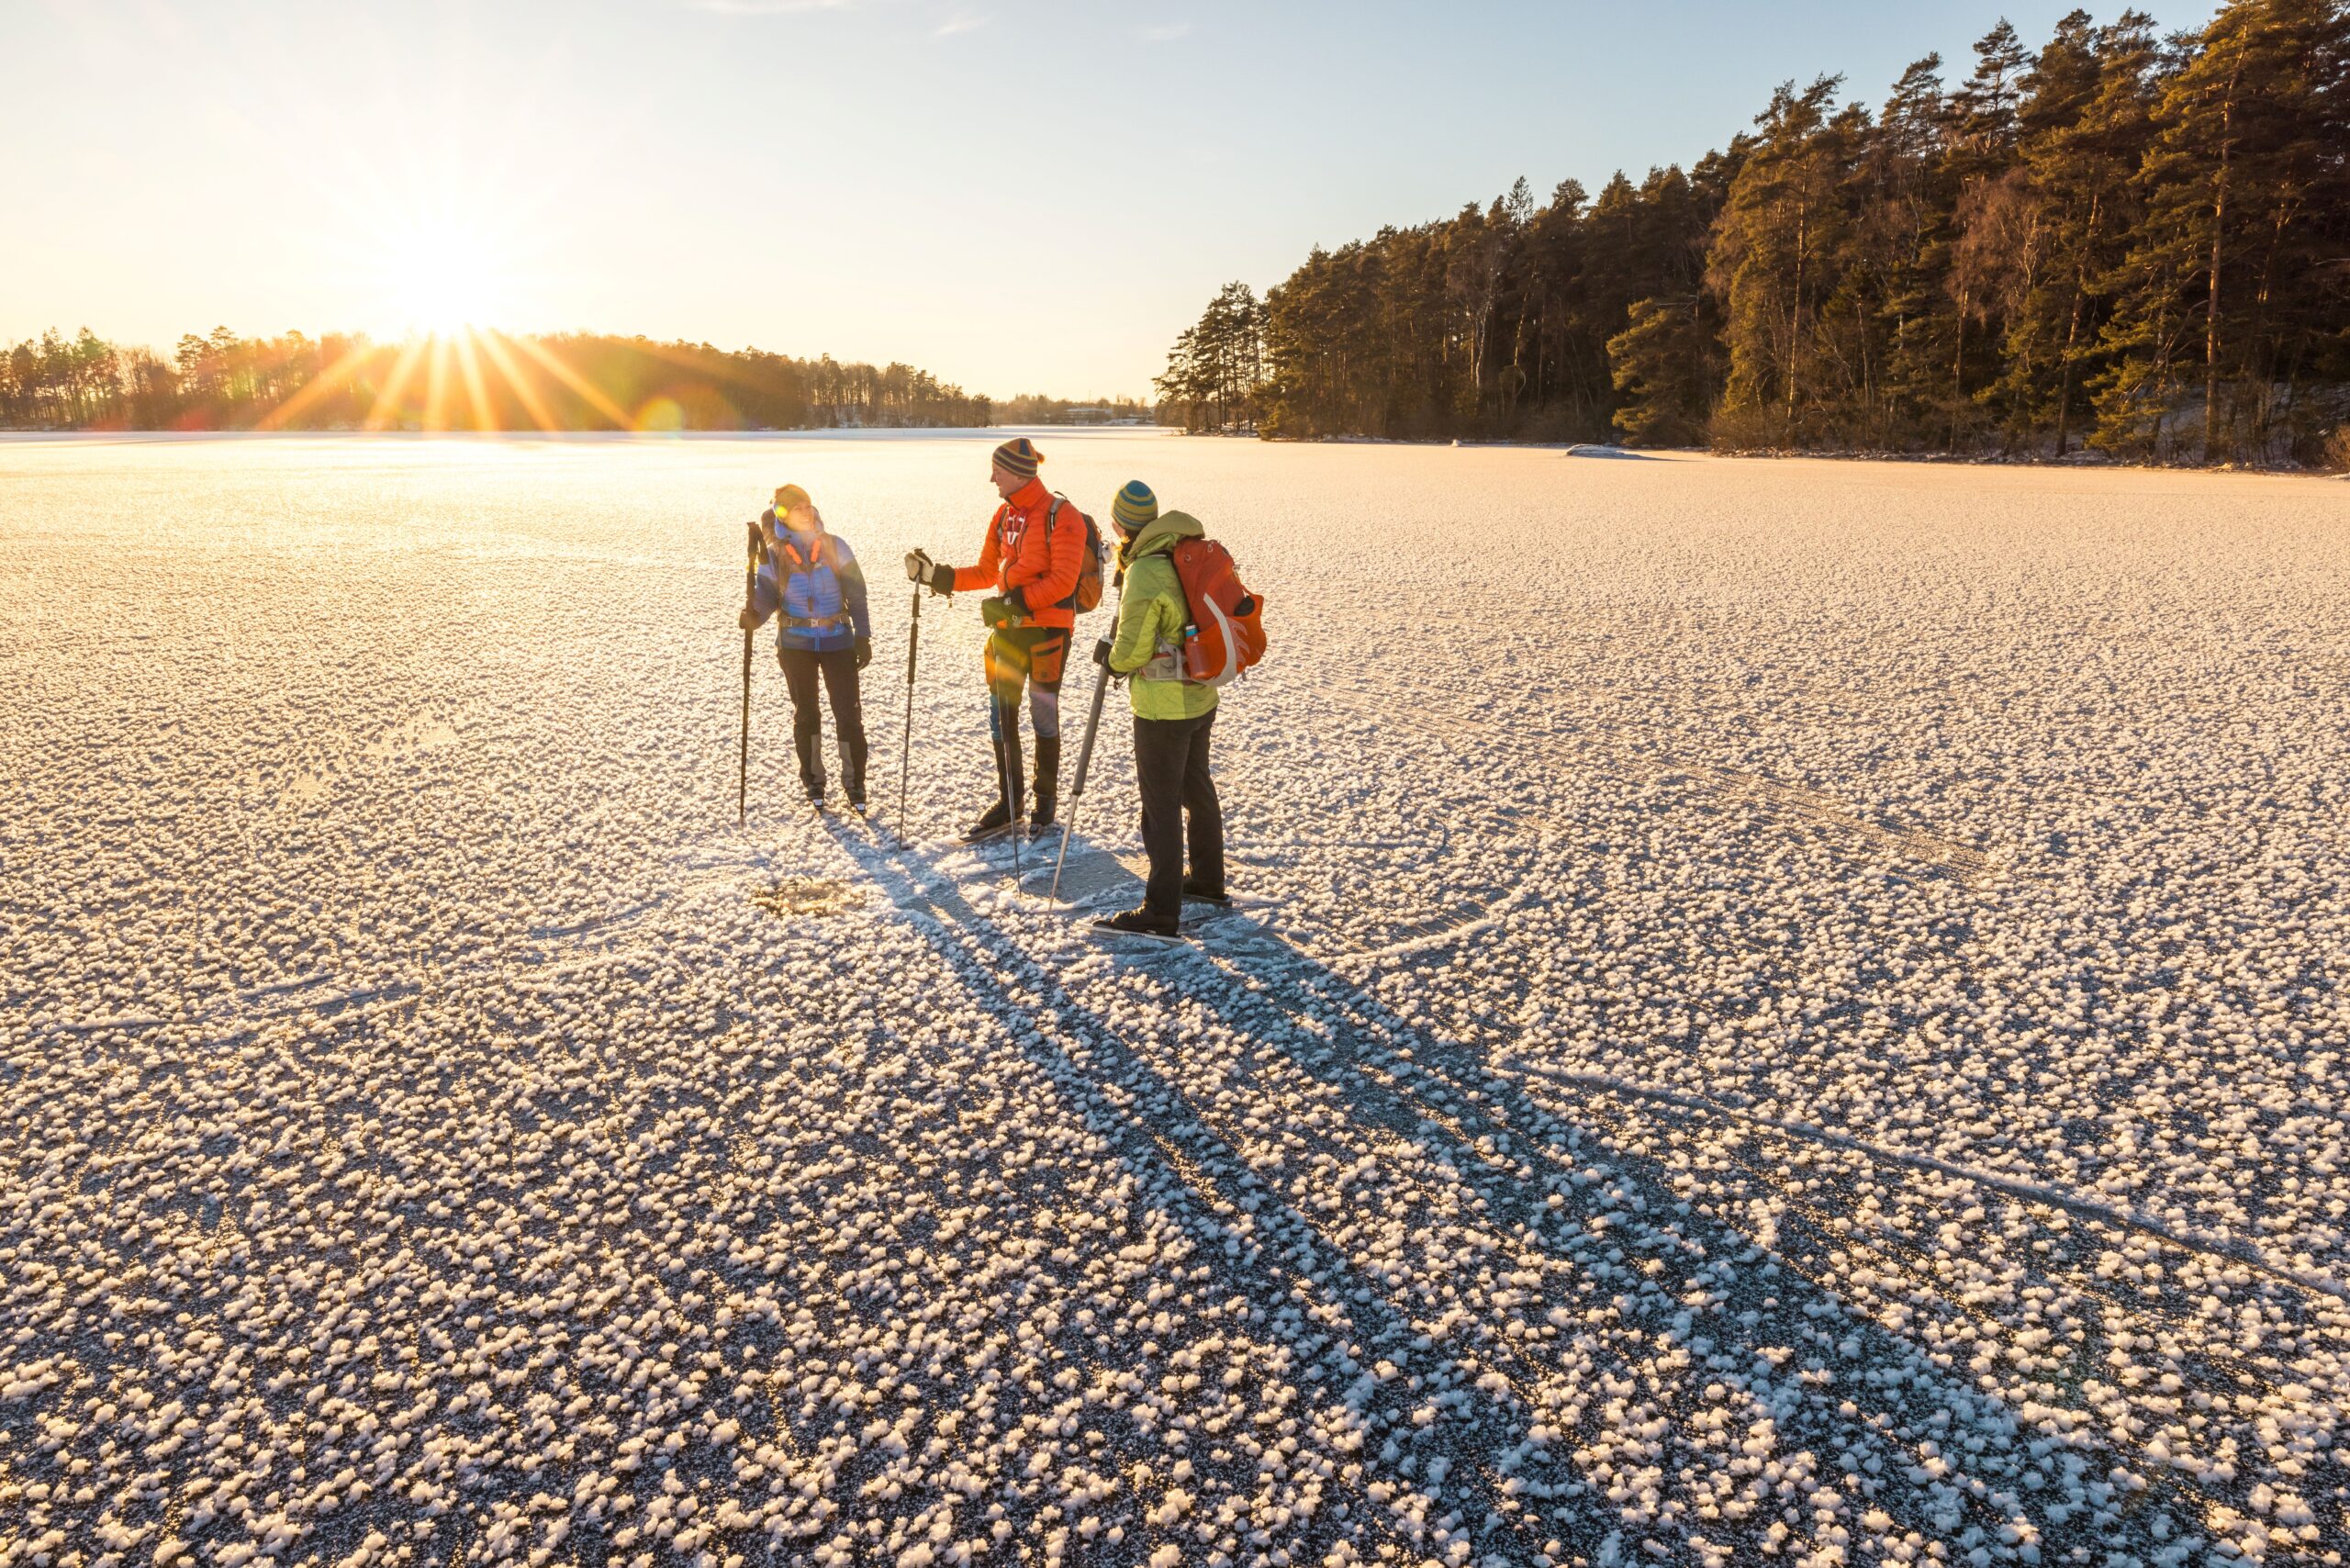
{"left": 2, "top": 0, "right": 2140, "bottom": 402}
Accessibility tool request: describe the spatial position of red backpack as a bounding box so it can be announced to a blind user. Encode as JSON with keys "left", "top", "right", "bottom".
{"left": 1169, "top": 535, "right": 1267, "bottom": 686}
{"left": 1046, "top": 496, "right": 1107, "bottom": 614}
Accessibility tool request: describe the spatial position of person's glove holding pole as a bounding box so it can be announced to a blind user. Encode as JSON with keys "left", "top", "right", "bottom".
{"left": 904, "top": 550, "right": 954, "bottom": 596}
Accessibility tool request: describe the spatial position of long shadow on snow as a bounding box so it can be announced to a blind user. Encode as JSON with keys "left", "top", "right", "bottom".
{"left": 1273, "top": 898, "right": 2263, "bottom": 1550}
{"left": 821, "top": 817, "right": 1619, "bottom": 1560}
{"left": 822, "top": 823, "right": 2079, "bottom": 1559}
{"left": 1108, "top": 893, "right": 2112, "bottom": 1553}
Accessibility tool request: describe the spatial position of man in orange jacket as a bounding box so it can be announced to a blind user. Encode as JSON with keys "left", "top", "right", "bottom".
{"left": 906, "top": 437, "right": 1088, "bottom": 840}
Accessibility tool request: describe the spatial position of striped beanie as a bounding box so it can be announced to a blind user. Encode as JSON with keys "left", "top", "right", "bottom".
{"left": 1112, "top": 480, "right": 1158, "bottom": 532}
{"left": 990, "top": 437, "right": 1043, "bottom": 480}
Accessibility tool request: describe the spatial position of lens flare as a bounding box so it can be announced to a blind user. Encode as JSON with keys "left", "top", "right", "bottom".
{"left": 634, "top": 396, "right": 687, "bottom": 434}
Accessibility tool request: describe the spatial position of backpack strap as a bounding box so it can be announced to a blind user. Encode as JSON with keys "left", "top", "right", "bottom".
{"left": 779, "top": 532, "right": 836, "bottom": 575}
{"left": 1043, "top": 495, "right": 1084, "bottom": 611}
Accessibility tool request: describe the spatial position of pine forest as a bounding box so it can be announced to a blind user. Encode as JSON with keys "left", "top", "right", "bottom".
{"left": 1157, "top": 1, "right": 2350, "bottom": 466}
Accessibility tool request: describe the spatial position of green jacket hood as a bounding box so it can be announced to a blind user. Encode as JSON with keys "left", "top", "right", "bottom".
{"left": 1122, "top": 511, "right": 1204, "bottom": 565}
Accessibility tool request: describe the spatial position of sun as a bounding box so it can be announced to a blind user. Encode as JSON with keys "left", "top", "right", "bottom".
{"left": 378, "top": 217, "right": 514, "bottom": 335}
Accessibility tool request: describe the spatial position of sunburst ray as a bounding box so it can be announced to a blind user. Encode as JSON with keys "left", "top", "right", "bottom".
{"left": 453, "top": 329, "right": 499, "bottom": 433}
{"left": 423, "top": 334, "right": 453, "bottom": 431}
{"left": 475, "top": 330, "right": 562, "bottom": 433}
{"left": 501, "top": 332, "right": 635, "bottom": 430}
{"left": 253, "top": 336, "right": 386, "bottom": 432}
{"left": 362, "top": 337, "right": 431, "bottom": 431}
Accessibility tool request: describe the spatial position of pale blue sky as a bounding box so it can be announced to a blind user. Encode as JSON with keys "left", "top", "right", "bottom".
{"left": 3, "top": 1, "right": 2198, "bottom": 398}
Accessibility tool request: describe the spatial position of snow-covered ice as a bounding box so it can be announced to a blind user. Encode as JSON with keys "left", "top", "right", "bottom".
{"left": 4, "top": 431, "right": 2347, "bottom": 1567}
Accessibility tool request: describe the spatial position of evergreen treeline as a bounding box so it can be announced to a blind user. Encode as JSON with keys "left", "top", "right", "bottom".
{"left": 0, "top": 327, "right": 993, "bottom": 431}
{"left": 1153, "top": 283, "right": 1270, "bottom": 434}
{"left": 1160, "top": 0, "right": 2350, "bottom": 465}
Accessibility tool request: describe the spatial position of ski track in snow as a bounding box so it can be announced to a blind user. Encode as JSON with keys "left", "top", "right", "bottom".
{"left": 4, "top": 433, "right": 2348, "bottom": 1568}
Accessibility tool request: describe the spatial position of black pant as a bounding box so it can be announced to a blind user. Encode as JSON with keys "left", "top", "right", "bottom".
{"left": 1134, "top": 708, "right": 1224, "bottom": 920}
{"left": 778, "top": 645, "right": 867, "bottom": 799}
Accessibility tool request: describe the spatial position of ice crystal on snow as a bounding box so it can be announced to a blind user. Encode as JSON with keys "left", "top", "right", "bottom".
{"left": 3, "top": 435, "right": 2346, "bottom": 1565}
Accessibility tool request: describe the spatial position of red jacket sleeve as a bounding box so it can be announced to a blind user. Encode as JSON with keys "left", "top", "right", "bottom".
{"left": 1012, "top": 500, "right": 1086, "bottom": 611}
{"left": 951, "top": 510, "right": 1003, "bottom": 595}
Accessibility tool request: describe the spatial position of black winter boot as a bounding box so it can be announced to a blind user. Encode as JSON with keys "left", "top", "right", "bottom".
{"left": 793, "top": 705, "right": 825, "bottom": 801}
{"left": 1093, "top": 905, "right": 1182, "bottom": 938}
{"left": 1029, "top": 736, "right": 1061, "bottom": 831}
{"left": 966, "top": 719, "right": 1023, "bottom": 841}
{"left": 841, "top": 734, "right": 868, "bottom": 808}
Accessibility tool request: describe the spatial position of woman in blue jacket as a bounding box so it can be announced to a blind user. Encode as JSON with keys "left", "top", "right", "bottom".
{"left": 739, "top": 483, "right": 873, "bottom": 806}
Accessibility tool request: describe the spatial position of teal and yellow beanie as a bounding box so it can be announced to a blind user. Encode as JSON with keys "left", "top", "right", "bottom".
{"left": 1112, "top": 480, "right": 1158, "bottom": 532}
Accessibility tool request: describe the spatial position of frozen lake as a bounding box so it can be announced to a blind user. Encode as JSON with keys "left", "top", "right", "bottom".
{"left": 5, "top": 432, "right": 2346, "bottom": 1566}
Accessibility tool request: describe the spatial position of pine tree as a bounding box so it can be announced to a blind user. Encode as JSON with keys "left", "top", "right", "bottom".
{"left": 2096, "top": 0, "right": 2350, "bottom": 461}
{"left": 1999, "top": 12, "right": 2165, "bottom": 455}
{"left": 1164, "top": 3, "right": 2346, "bottom": 464}
{"left": 1708, "top": 76, "right": 1851, "bottom": 446}
{"left": 1857, "top": 55, "right": 1960, "bottom": 445}
{"left": 1607, "top": 295, "right": 1718, "bottom": 445}
{"left": 1931, "top": 24, "right": 2045, "bottom": 450}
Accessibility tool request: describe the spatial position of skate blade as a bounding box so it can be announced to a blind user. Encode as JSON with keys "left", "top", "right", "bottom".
{"left": 1088, "top": 924, "right": 1191, "bottom": 947}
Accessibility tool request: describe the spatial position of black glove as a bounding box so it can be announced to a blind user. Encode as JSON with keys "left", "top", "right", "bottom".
{"left": 1091, "top": 637, "right": 1113, "bottom": 668}
{"left": 906, "top": 550, "right": 955, "bottom": 596}
{"left": 854, "top": 636, "right": 872, "bottom": 670}
{"left": 738, "top": 606, "right": 759, "bottom": 632}
{"left": 1002, "top": 587, "right": 1028, "bottom": 615}
{"left": 979, "top": 597, "right": 1018, "bottom": 631}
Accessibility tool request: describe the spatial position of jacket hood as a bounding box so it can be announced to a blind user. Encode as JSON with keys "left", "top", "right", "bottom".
{"left": 1124, "top": 510, "right": 1204, "bottom": 563}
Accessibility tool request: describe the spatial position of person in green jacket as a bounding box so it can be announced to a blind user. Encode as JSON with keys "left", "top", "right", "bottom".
{"left": 1091, "top": 481, "right": 1226, "bottom": 937}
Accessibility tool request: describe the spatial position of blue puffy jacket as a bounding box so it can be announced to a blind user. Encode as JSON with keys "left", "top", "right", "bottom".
{"left": 747, "top": 512, "right": 871, "bottom": 654}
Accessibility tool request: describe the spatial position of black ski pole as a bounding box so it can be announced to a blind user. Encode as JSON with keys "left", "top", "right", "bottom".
{"left": 898, "top": 586, "right": 921, "bottom": 832}
{"left": 1050, "top": 571, "right": 1124, "bottom": 905}
{"left": 739, "top": 520, "right": 759, "bottom": 825}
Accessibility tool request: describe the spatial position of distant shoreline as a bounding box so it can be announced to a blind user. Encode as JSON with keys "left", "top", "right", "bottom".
{"left": 0, "top": 423, "right": 1187, "bottom": 441}
{"left": 1158, "top": 429, "right": 2345, "bottom": 476}
{"left": 7, "top": 427, "right": 2339, "bottom": 483}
